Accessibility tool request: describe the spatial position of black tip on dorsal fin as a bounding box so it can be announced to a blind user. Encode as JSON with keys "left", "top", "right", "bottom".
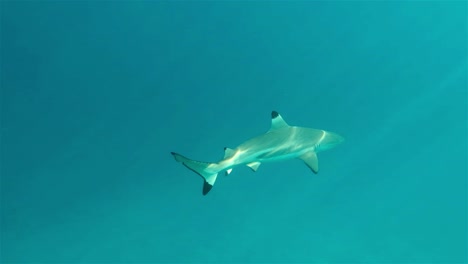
{"left": 271, "top": 111, "right": 279, "bottom": 118}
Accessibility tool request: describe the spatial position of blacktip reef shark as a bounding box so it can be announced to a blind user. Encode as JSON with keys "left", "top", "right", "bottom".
{"left": 171, "top": 111, "right": 344, "bottom": 195}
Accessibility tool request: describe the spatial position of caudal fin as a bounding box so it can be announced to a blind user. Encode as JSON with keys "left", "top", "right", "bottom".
{"left": 171, "top": 152, "right": 219, "bottom": 195}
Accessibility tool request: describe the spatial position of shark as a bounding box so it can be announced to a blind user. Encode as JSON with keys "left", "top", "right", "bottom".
{"left": 171, "top": 111, "right": 344, "bottom": 195}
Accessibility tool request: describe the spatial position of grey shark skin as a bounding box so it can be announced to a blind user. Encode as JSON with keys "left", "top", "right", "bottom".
{"left": 171, "top": 111, "right": 344, "bottom": 195}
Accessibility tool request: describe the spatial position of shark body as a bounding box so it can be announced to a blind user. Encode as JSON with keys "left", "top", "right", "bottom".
{"left": 171, "top": 111, "right": 344, "bottom": 195}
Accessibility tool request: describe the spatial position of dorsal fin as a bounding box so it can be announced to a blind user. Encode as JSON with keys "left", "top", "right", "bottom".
{"left": 224, "top": 147, "right": 235, "bottom": 159}
{"left": 270, "top": 111, "right": 289, "bottom": 130}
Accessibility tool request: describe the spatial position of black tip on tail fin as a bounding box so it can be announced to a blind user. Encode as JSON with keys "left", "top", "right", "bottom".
{"left": 203, "top": 181, "right": 213, "bottom": 195}
{"left": 171, "top": 151, "right": 217, "bottom": 196}
{"left": 271, "top": 111, "right": 279, "bottom": 118}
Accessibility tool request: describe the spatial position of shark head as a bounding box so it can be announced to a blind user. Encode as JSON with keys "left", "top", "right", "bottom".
{"left": 315, "top": 131, "right": 345, "bottom": 152}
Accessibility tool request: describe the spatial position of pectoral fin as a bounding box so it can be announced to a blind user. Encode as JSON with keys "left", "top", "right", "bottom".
{"left": 246, "top": 161, "right": 261, "bottom": 172}
{"left": 224, "top": 147, "right": 235, "bottom": 159}
{"left": 300, "top": 152, "right": 319, "bottom": 174}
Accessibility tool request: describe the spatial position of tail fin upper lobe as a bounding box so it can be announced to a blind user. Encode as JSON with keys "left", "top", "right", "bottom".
{"left": 171, "top": 152, "right": 219, "bottom": 195}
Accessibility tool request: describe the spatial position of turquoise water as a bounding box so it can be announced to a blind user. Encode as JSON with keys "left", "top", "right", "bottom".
{"left": 1, "top": 1, "right": 466, "bottom": 263}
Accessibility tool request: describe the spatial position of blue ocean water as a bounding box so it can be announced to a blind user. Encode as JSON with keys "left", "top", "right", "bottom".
{"left": 1, "top": 1, "right": 466, "bottom": 263}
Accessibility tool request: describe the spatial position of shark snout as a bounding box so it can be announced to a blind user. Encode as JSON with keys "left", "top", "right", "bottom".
{"left": 319, "top": 131, "right": 344, "bottom": 151}
{"left": 333, "top": 133, "right": 345, "bottom": 144}
{"left": 330, "top": 132, "right": 344, "bottom": 144}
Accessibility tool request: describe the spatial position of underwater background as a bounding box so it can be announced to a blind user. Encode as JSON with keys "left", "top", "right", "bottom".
{"left": 1, "top": 1, "right": 467, "bottom": 263}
